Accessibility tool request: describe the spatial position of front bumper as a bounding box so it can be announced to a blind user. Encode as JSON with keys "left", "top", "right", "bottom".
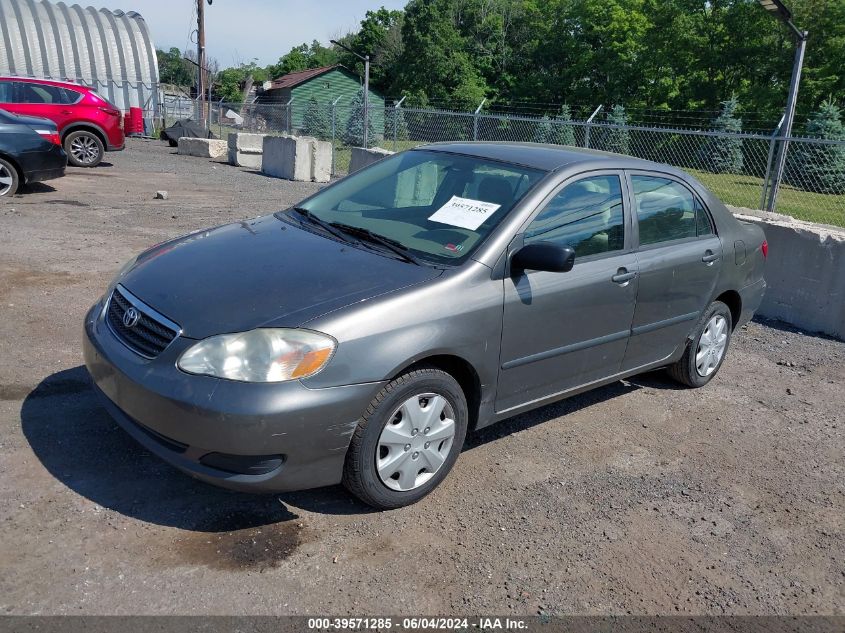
{"left": 83, "top": 300, "right": 384, "bottom": 493}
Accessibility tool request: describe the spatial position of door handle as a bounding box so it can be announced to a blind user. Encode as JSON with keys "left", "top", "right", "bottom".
{"left": 611, "top": 268, "right": 637, "bottom": 284}
{"left": 60, "top": 110, "right": 72, "bottom": 115}
{"left": 702, "top": 250, "right": 720, "bottom": 264}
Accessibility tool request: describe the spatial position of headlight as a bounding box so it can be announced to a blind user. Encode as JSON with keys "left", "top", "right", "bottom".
{"left": 177, "top": 328, "right": 336, "bottom": 382}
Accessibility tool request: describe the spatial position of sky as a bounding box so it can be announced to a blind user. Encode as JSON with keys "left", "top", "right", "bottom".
{"left": 119, "top": 0, "right": 408, "bottom": 68}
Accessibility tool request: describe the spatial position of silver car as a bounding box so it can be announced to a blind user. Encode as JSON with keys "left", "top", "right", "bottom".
{"left": 83, "top": 143, "right": 767, "bottom": 509}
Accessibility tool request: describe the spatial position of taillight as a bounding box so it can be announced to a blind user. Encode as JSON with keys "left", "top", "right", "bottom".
{"left": 761, "top": 240, "right": 768, "bottom": 259}
{"left": 35, "top": 129, "right": 62, "bottom": 146}
{"left": 99, "top": 106, "right": 120, "bottom": 117}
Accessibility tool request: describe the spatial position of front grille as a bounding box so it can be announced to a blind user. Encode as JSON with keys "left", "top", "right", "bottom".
{"left": 106, "top": 285, "right": 180, "bottom": 358}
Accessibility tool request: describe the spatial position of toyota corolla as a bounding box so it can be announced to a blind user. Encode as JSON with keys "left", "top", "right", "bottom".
{"left": 83, "top": 143, "right": 766, "bottom": 509}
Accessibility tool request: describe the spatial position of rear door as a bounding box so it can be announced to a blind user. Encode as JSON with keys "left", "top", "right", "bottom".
{"left": 621, "top": 171, "right": 722, "bottom": 371}
{"left": 496, "top": 171, "right": 639, "bottom": 413}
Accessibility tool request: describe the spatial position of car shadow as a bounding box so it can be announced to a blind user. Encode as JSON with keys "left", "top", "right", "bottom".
{"left": 13, "top": 182, "right": 57, "bottom": 195}
{"left": 19, "top": 366, "right": 375, "bottom": 530}
{"left": 21, "top": 366, "right": 678, "bottom": 526}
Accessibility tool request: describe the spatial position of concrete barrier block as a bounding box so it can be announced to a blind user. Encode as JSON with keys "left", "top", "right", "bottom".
{"left": 730, "top": 207, "right": 845, "bottom": 340}
{"left": 311, "top": 139, "right": 332, "bottom": 183}
{"left": 349, "top": 146, "right": 394, "bottom": 174}
{"left": 262, "top": 135, "right": 312, "bottom": 181}
{"left": 177, "top": 137, "right": 227, "bottom": 159}
{"left": 228, "top": 132, "right": 265, "bottom": 152}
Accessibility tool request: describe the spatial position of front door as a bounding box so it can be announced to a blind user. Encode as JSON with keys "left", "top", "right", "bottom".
{"left": 496, "top": 172, "right": 639, "bottom": 413}
{"left": 621, "top": 172, "right": 723, "bottom": 370}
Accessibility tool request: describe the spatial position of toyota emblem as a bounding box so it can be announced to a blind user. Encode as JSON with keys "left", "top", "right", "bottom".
{"left": 123, "top": 306, "right": 141, "bottom": 328}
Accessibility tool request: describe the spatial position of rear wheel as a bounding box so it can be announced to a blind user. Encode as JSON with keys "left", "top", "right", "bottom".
{"left": 343, "top": 367, "right": 468, "bottom": 509}
{"left": 0, "top": 158, "right": 19, "bottom": 197}
{"left": 668, "top": 300, "right": 732, "bottom": 387}
{"left": 65, "top": 130, "right": 104, "bottom": 167}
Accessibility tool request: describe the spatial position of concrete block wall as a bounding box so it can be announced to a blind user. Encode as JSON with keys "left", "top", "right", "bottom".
{"left": 227, "top": 133, "right": 265, "bottom": 169}
{"left": 349, "top": 147, "right": 394, "bottom": 174}
{"left": 177, "top": 137, "right": 227, "bottom": 159}
{"left": 262, "top": 135, "right": 331, "bottom": 182}
{"left": 731, "top": 207, "right": 845, "bottom": 340}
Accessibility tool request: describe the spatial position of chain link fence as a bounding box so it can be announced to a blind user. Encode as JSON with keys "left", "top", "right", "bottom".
{"left": 158, "top": 98, "right": 845, "bottom": 228}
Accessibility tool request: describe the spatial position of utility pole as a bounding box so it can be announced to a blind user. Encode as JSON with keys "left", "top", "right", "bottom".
{"left": 197, "top": 0, "right": 206, "bottom": 127}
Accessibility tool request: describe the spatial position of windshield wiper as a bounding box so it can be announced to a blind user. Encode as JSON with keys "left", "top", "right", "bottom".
{"left": 289, "top": 207, "right": 355, "bottom": 243}
{"left": 329, "top": 222, "right": 422, "bottom": 266}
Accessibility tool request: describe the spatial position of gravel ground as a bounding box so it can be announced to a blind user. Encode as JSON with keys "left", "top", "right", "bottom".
{"left": 0, "top": 139, "right": 842, "bottom": 616}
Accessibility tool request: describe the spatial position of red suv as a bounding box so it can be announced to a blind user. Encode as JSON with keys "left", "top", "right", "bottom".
{"left": 0, "top": 77, "right": 124, "bottom": 167}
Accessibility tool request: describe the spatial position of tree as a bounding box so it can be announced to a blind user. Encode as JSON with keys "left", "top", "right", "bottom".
{"left": 705, "top": 95, "right": 744, "bottom": 173}
{"left": 343, "top": 88, "right": 377, "bottom": 147}
{"left": 533, "top": 116, "right": 553, "bottom": 143}
{"left": 785, "top": 100, "right": 845, "bottom": 194}
{"left": 549, "top": 104, "right": 577, "bottom": 146}
{"left": 302, "top": 97, "right": 330, "bottom": 140}
{"left": 266, "top": 41, "right": 339, "bottom": 79}
{"left": 603, "top": 104, "right": 631, "bottom": 155}
{"left": 156, "top": 47, "right": 193, "bottom": 86}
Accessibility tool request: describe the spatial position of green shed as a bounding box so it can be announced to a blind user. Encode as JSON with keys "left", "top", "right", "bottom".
{"left": 262, "top": 65, "right": 385, "bottom": 135}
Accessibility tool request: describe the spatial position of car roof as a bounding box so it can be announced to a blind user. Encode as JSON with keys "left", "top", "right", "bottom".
{"left": 420, "top": 141, "right": 681, "bottom": 175}
{"left": 0, "top": 76, "right": 89, "bottom": 91}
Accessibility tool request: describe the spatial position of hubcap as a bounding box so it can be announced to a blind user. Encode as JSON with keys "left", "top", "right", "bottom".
{"left": 376, "top": 393, "right": 456, "bottom": 492}
{"left": 696, "top": 314, "right": 728, "bottom": 377}
{"left": 70, "top": 135, "right": 99, "bottom": 164}
{"left": 0, "top": 164, "right": 12, "bottom": 195}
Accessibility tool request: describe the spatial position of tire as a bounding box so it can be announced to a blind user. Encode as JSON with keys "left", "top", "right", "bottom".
{"left": 343, "top": 367, "right": 469, "bottom": 510}
{"left": 667, "top": 300, "right": 733, "bottom": 388}
{"left": 64, "top": 130, "right": 104, "bottom": 167}
{"left": 0, "top": 157, "right": 19, "bottom": 197}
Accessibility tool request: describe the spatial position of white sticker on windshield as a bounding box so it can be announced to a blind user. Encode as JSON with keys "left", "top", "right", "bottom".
{"left": 428, "top": 196, "right": 501, "bottom": 231}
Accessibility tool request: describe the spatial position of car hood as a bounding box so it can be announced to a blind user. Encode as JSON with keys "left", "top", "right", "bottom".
{"left": 119, "top": 214, "right": 443, "bottom": 339}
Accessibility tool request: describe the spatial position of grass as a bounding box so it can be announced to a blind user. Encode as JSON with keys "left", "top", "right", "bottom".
{"left": 688, "top": 169, "right": 845, "bottom": 227}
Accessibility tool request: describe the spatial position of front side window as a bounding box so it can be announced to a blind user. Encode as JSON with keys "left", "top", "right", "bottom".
{"left": 524, "top": 175, "right": 625, "bottom": 258}
{"left": 632, "top": 175, "right": 713, "bottom": 245}
{"left": 290, "top": 150, "right": 546, "bottom": 264}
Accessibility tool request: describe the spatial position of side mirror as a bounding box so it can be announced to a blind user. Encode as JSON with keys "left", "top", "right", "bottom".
{"left": 511, "top": 241, "right": 575, "bottom": 273}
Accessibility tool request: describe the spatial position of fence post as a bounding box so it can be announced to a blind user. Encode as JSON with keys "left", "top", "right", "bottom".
{"left": 393, "top": 96, "right": 406, "bottom": 152}
{"left": 330, "top": 96, "right": 342, "bottom": 176}
{"left": 218, "top": 98, "right": 224, "bottom": 138}
{"left": 584, "top": 105, "right": 603, "bottom": 149}
{"left": 473, "top": 99, "right": 487, "bottom": 141}
{"left": 760, "top": 114, "right": 785, "bottom": 211}
{"left": 285, "top": 98, "right": 294, "bottom": 135}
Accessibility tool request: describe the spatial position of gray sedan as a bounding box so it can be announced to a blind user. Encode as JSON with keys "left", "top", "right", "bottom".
{"left": 83, "top": 143, "right": 767, "bottom": 509}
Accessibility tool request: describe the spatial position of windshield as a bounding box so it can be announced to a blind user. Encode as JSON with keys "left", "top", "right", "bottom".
{"left": 289, "top": 150, "right": 546, "bottom": 265}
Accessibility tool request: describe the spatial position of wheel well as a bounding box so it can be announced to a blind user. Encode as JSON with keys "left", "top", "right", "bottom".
{"left": 62, "top": 125, "right": 106, "bottom": 147}
{"left": 715, "top": 290, "right": 742, "bottom": 330}
{"left": 398, "top": 355, "right": 482, "bottom": 431}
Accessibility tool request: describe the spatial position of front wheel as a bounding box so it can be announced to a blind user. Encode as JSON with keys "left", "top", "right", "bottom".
{"left": 343, "top": 367, "right": 468, "bottom": 509}
{"left": 64, "top": 130, "right": 104, "bottom": 167}
{"left": 667, "top": 300, "right": 733, "bottom": 388}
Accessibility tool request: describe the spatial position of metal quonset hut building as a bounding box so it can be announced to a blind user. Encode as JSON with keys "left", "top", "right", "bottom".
{"left": 0, "top": 0, "right": 159, "bottom": 113}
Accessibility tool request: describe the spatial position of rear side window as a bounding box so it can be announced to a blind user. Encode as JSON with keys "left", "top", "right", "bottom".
{"left": 525, "top": 174, "right": 625, "bottom": 258}
{"left": 61, "top": 88, "right": 83, "bottom": 104}
{"left": 632, "top": 175, "right": 713, "bottom": 245}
